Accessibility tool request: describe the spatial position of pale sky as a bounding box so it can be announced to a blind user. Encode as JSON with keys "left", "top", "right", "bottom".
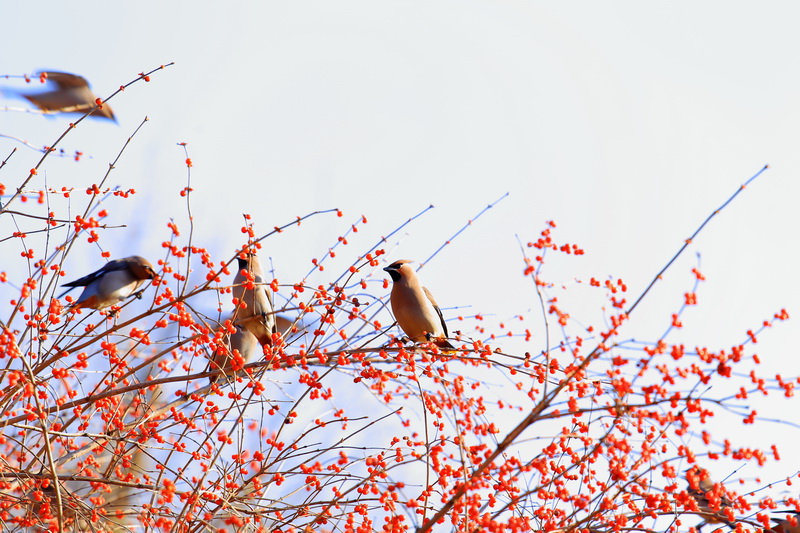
{"left": 2, "top": 0, "right": 798, "bottom": 495}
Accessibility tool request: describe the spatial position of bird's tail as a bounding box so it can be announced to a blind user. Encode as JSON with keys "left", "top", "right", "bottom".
{"left": 57, "top": 285, "right": 77, "bottom": 299}
{"left": 435, "top": 338, "right": 457, "bottom": 352}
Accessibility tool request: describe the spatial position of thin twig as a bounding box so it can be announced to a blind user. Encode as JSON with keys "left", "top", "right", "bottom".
{"left": 415, "top": 165, "right": 770, "bottom": 533}
{"left": 0, "top": 63, "right": 173, "bottom": 213}
{"left": 418, "top": 192, "right": 509, "bottom": 271}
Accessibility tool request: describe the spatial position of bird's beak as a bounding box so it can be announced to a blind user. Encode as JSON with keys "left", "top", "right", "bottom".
{"left": 382, "top": 266, "right": 391, "bottom": 273}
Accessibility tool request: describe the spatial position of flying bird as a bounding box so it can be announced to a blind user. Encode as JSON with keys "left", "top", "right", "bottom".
{"left": 19, "top": 71, "right": 115, "bottom": 121}
{"left": 684, "top": 466, "right": 736, "bottom": 527}
{"left": 209, "top": 324, "right": 260, "bottom": 383}
{"left": 383, "top": 259, "right": 454, "bottom": 349}
{"left": 60, "top": 256, "right": 156, "bottom": 310}
{"left": 232, "top": 252, "right": 277, "bottom": 346}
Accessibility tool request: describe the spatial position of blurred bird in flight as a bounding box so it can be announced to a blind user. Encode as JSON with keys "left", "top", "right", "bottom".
{"left": 17, "top": 71, "right": 115, "bottom": 121}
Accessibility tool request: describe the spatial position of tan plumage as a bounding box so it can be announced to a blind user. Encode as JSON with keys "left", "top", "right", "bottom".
{"left": 60, "top": 256, "right": 156, "bottom": 310}
{"left": 275, "top": 315, "right": 294, "bottom": 337}
{"left": 684, "top": 466, "right": 736, "bottom": 527}
{"left": 209, "top": 324, "right": 260, "bottom": 383}
{"left": 232, "top": 253, "right": 277, "bottom": 346}
{"left": 21, "top": 71, "right": 116, "bottom": 121}
{"left": 383, "top": 259, "right": 454, "bottom": 349}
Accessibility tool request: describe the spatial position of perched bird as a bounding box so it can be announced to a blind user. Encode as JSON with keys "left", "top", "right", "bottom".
{"left": 20, "top": 71, "right": 115, "bottom": 121}
{"left": 59, "top": 256, "right": 156, "bottom": 310}
{"left": 209, "top": 324, "right": 260, "bottom": 383}
{"left": 770, "top": 512, "right": 800, "bottom": 533}
{"left": 383, "top": 259, "right": 454, "bottom": 349}
{"left": 230, "top": 323, "right": 260, "bottom": 358}
{"left": 232, "top": 252, "right": 277, "bottom": 346}
{"left": 684, "top": 466, "right": 736, "bottom": 527}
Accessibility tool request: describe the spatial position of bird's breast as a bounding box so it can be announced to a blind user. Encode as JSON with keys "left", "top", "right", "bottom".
{"left": 391, "top": 285, "right": 444, "bottom": 340}
{"left": 97, "top": 270, "right": 143, "bottom": 303}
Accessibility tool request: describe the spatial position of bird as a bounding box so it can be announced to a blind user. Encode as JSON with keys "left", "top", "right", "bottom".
{"left": 770, "top": 512, "right": 800, "bottom": 533}
{"left": 684, "top": 466, "right": 736, "bottom": 527}
{"left": 231, "top": 252, "right": 277, "bottom": 346}
{"left": 59, "top": 256, "right": 156, "bottom": 310}
{"left": 19, "top": 71, "right": 115, "bottom": 121}
{"left": 209, "top": 324, "right": 260, "bottom": 383}
{"left": 383, "top": 259, "right": 454, "bottom": 349}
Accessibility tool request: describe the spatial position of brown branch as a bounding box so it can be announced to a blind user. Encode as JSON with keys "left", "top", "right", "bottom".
{"left": 415, "top": 165, "right": 771, "bottom": 533}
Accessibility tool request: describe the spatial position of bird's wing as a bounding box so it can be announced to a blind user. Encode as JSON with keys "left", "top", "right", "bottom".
{"left": 23, "top": 72, "right": 115, "bottom": 120}
{"left": 423, "top": 286, "right": 448, "bottom": 338}
{"left": 251, "top": 255, "right": 279, "bottom": 334}
{"left": 254, "top": 283, "right": 278, "bottom": 334}
{"left": 772, "top": 513, "right": 800, "bottom": 533}
{"left": 61, "top": 259, "right": 129, "bottom": 289}
{"left": 42, "top": 72, "right": 90, "bottom": 90}
{"left": 267, "top": 289, "right": 278, "bottom": 334}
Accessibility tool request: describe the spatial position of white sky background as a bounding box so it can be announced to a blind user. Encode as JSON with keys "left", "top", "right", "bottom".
{"left": 2, "top": 0, "right": 799, "bottom": 497}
